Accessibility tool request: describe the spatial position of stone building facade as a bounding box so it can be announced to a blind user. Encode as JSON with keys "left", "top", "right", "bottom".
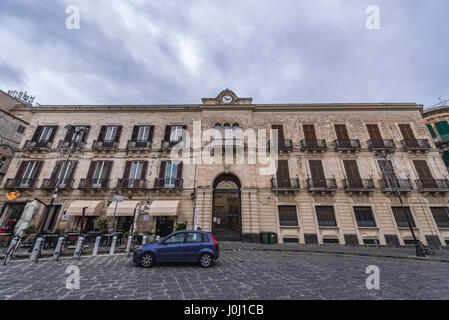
{"left": 1, "top": 89, "right": 449, "bottom": 245}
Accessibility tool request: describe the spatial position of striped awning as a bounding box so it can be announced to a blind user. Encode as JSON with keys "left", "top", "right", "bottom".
{"left": 106, "top": 201, "right": 141, "bottom": 216}
{"left": 148, "top": 200, "right": 179, "bottom": 216}
{"left": 66, "top": 200, "right": 104, "bottom": 216}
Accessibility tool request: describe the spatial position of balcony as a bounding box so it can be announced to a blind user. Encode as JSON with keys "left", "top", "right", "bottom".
{"left": 92, "top": 140, "right": 119, "bottom": 151}
{"left": 161, "top": 139, "right": 182, "bottom": 149}
{"left": 334, "top": 139, "right": 361, "bottom": 153}
{"left": 271, "top": 178, "right": 300, "bottom": 194}
{"left": 300, "top": 139, "right": 327, "bottom": 153}
{"left": 154, "top": 178, "right": 183, "bottom": 189}
{"left": 23, "top": 140, "right": 53, "bottom": 152}
{"left": 79, "top": 178, "right": 110, "bottom": 190}
{"left": 306, "top": 178, "right": 337, "bottom": 194}
{"left": 379, "top": 179, "right": 413, "bottom": 193}
{"left": 367, "top": 139, "right": 396, "bottom": 152}
{"left": 415, "top": 179, "right": 449, "bottom": 193}
{"left": 342, "top": 179, "right": 375, "bottom": 193}
{"left": 116, "top": 179, "right": 148, "bottom": 190}
{"left": 41, "top": 178, "right": 74, "bottom": 190}
{"left": 4, "top": 178, "right": 38, "bottom": 189}
{"left": 57, "top": 140, "right": 86, "bottom": 152}
{"left": 268, "top": 139, "right": 293, "bottom": 153}
{"left": 127, "top": 140, "right": 152, "bottom": 152}
{"left": 400, "top": 139, "right": 431, "bottom": 152}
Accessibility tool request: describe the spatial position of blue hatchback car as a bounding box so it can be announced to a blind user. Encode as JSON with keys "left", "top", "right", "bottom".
{"left": 133, "top": 230, "right": 219, "bottom": 268}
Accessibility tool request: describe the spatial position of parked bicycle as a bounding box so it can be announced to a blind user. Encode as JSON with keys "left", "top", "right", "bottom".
{"left": 3, "top": 235, "right": 26, "bottom": 265}
{"left": 35, "top": 236, "right": 48, "bottom": 264}
{"left": 55, "top": 232, "right": 78, "bottom": 262}
{"left": 75, "top": 236, "right": 87, "bottom": 260}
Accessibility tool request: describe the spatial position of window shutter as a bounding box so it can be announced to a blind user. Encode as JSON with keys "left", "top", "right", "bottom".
{"left": 378, "top": 160, "right": 397, "bottom": 180}
{"left": 148, "top": 125, "right": 155, "bottom": 142}
{"left": 315, "top": 206, "right": 337, "bottom": 226}
{"left": 141, "top": 161, "right": 148, "bottom": 179}
{"left": 343, "top": 160, "right": 361, "bottom": 179}
{"left": 31, "top": 126, "right": 43, "bottom": 141}
{"left": 271, "top": 125, "right": 284, "bottom": 141}
{"left": 335, "top": 124, "right": 349, "bottom": 140}
{"left": 392, "top": 207, "right": 415, "bottom": 227}
{"left": 15, "top": 161, "right": 28, "bottom": 179}
{"left": 159, "top": 161, "right": 167, "bottom": 179}
{"left": 131, "top": 126, "right": 139, "bottom": 142}
{"left": 82, "top": 126, "right": 91, "bottom": 142}
{"left": 434, "top": 121, "right": 449, "bottom": 140}
{"left": 176, "top": 162, "right": 183, "bottom": 179}
{"left": 443, "top": 151, "right": 449, "bottom": 167}
{"left": 49, "top": 126, "right": 58, "bottom": 142}
{"left": 276, "top": 160, "right": 290, "bottom": 187}
{"left": 366, "top": 124, "right": 382, "bottom": 140}
{"left": 426, "top": 124, "right": 437, "bottom": 139}
{"left": 86, "top": 161, "right": 97, "bottom": 178}
{"left": 309, "top": 160, "right": 325, "bottom": 180}
{"left": 164, "top": 126, "right": 171, "bottom": 141}
{"left": 50, "top": 161, "right": 63, "bottom": 180}
{"left": 32, "top": 161, "right": 44, "bottom": 180}
{"left": 98, "top": 126, "right": 107, "bottom": 141}
{"left": 303, "top": 124, "right": 317, "bottom": 140}
{"left": 399, "top": 124, "right": 416, "bottom": 140}
{"left": 68, "top": 161, "right": 78, "bottom": 182}
{"left": 64, "top": 126, "right": 74, "bottom": 142}
{"left": 104, "top": 161, "right": 113, "bottom": 180}
{"left": 123, "top": 161, "right": 132, "bottom": 179}
{"left": 114, "top": 126, "right": 122, "bottom": 143}
{"left": 413, "top": 160, "right": 433, "bottom": 179}
{"left": 278, "top": 206, "right": 298, "bottom": 226}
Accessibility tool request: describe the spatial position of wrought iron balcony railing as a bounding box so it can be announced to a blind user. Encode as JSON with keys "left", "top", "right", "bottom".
{"left": 41, "top": 178, "right": 74, "bottom": 190}
{"left": 161, "top": 139, "right": 183, "bottom": 149}
{"left": 57, "top": 140, "right": 86, "bottom": 151}
{"left": 92, "top": 140, "right": 119, "bottom": 150}
{"left": 306, "top": 178, "right": 337, "bottom": 191}
{"left": 268, "top": 139, "right": 293, "bottom": 151}
{"left": 79, "top": 178, "right": 110, "bottom": 189}
{"left": 367, "top": 139, "right": 396, "bottom": 151}
{"left": 300, "top": 139, "right": 327, "bottom": 151}
{"left": 415, "top": 179, "right": 449, "bottom": 192}
{"left": 271, "top": 178, "right": 300, "bottom": 190}
{"left": 4, "top": 178, "right": 38, "bottom": 189}
{"left": 154, "top": 178, "right": 183, "bottom": 189}
{"left": 334, "top": 139, "right": 361, "bottom": 151}
{"left": 116, "top": 179, "right": 148, "bottom": 189}
{"left": 23, "top": 140, "right": 53, "bottom": 151}
{"left": 400, "top": 139, "right": 431, "bottom": 151}
{"left": 127, "top": 140, "right": 152, "bottom": 150}
{"left": 379, "top": 179, "right": 414, "bottom": 192}
{"left": 342, "top": 178, "right": 375, "bottom": 191}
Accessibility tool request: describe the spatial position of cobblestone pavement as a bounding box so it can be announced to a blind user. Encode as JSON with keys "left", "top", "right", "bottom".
{"left": 0, "top": 250, "right": 448, "bottom": 300}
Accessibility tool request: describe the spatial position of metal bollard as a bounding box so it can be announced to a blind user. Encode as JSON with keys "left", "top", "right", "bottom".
{"left": 142, "top": 235, "right": 147, "bottom": 245}
{"left": 73, "top": 236, "right": 84, "bottom": 257}
{"left": 53, "top": 237, "right": 64, "bottom": 259}
{"left": 109, "top": 236, "right": 118, "bottom": 255}
{"left": 125, "top": 235, "right": 133, "bottom": 255}
{"left": 30, "top": 237, "right": 43, "bottom": 262}
{"left": 92, "top": 236, "right": 101, "bottom": 256}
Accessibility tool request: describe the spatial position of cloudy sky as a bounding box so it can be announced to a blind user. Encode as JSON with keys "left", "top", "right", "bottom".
{"left": 0, "top": 0, "right": 447, "bottom": 107}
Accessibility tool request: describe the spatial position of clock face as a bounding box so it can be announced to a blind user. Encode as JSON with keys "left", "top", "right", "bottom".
{"left": 221, "top": 94, "right": 233, "bottom": 104}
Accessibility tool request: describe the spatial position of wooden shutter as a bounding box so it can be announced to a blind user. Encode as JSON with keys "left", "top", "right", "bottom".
{"left": 67, "top": 161, "right": 78, "bottom": 183}
{"left": 141, "top": 161, "right": 148, "bottom": 179}
{"left": 159, "top": 160, "right": 167, "bottom": 179}
{"left": 114, "top": 126, "right": 122, "bottom": 143}
{"left": 15, "top": 161, "right": 28, "bottom": 179}
{"left": 32, "top": 161, "right": 44, "bottom": 180}
{"left": 64, "top": 126, "right": 74, "bottom": 142}
{"left": 123, "top": 161, "right": 132, "bottom": 179}
{"left": 164, "top": 126, "right": 171, "bottom": 142}
{"left": 86, "top": 161, "right": 97, "bottom": 178}
{"left": 335, "top": 124, "right": 349, "bottom": 140}
{"left": 378, "top": 160, "right": 397, "bottom": 180}
{"left": 276, "top": 160, "right": 291, "bottom": 187}
{"left": 48, "top": 126, "right": 58, "bottom": 142}
{"left": 81, "top": 126, "right": 91, "bottom": 142}
{"left": 366, "top": 124, "right": 382, "bottom": 140}
{"left": 148, "top": 125, "right": 155, "bottom": 142}
{"left": 271, "top": 125, "right": 284, "bottom": 141}
{"left": 309, "top": 160, "right": 326, "bottom": 187}
{"left": 98, "top": 126, "right": 107, "bottom": 141}
{"left": 343, "top": 160, "right": 362, "bottom": 188}
{"left": 131, "top": 126, "right": 139, "bottom": 142}
{"left": 413, "top": 160, "right": 433, "bottom": 179}
{"left": 303, "top": 124, "right": 317, "bottom": 140}
{"left": 31, "top": 126, "right": 43, "bottom": 141}
{"left": 176, "top": 162, "right": 183, "bottom": 179}
{"left": 50, "top": 161, "right": 63, "bottom": 180}
{"left": 399, "top": 124, "right": 416, "bottom": 140}
{"left": 104, "top": 161, "right": 113, "bottom": 180}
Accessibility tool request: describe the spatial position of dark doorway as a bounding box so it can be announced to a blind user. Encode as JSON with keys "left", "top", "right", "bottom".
{"left": 213, "top": 174, "right": 242, "bottom": 241}
{"left": 116, "top": 216, "right": 133, "bottom": 233}
{"left": 40, "top": 205, "right": 61, "bottom": 233}
{"left": 0, "top": 203, "right": 26, "bottom": 234}
{"left": 156, "top": 216, "right": 175, "bottom": 237}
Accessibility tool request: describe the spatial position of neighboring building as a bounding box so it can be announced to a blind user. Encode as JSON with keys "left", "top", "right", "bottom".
{"left": 423, "top": 105, "right": 449, "bottom": 168}
{"left": 1, "top": 89, "right": 449, "bottom": 246}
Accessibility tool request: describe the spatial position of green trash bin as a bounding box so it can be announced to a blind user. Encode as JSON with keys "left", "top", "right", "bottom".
{"left": 268, "top": 232, "right": 277, "bottom": 244}
{"left": 261, "top": 232, "right": 269, "bottom": 244}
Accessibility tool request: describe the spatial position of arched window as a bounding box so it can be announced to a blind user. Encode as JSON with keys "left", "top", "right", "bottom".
{"left": 232, "top": 123, "right": 240, "bottom": 139}
{"left": 214, "top": 123, "right": 222, "bottom": 140}
{"left": 224, "top": 123, "right": 232, "bottom": 140}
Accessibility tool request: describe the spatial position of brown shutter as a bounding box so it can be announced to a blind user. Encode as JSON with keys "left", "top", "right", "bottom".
{"left": 86, "top": 161, "right": 97, "bottom": 178}
{"left": 131, "top": 126, "right": 139, "bottom": 142}
{"left": 32, "top": 161, "right": 44, "bottom": 180}
{"left": 413, "top": 160, "right": 433, "bottom": 179}
{"left": 159, "top": 160, "right": 167, "bottom": 179}
{"left": 366, "top": 124, "right": 382, "bottom": 140}
{"left": 114, "top": 126, "right": 122, "bottom": 142}
{"left": 31, "top": 126, "right": 43, "bottom": 141}
{"left": 141, "top": 161, "right": 148, "bottom": 179}
{"left": 82, "top": 126, "right": 91, "bottom": 142}
{"left": 399, "top": 124, "right": 415, "bottom": 140}
{"left": 176, "top": 162, "right": 183, "bottom": 179}
{"left": 335, "top": 124, "right": 349, "bottom": 140}
{"left": 309, "top": 160, "right": 325, "bottom": 187}
{"left": 123, "top": 161, "right": 132, "bottom": 179}
{"left": 271, "top": 125, "right": 284, "bottom": 141}
{"left": 303, "top": 124, "right": 317, "bottom": 140}
{"left": 378, "top": 160, "right": 397, "bottom": 180}
{"left": 276, "top": 160, "right": 291, "bottom": 187}
{"left": 148, "top": 125, "right": 155, "bottom": 142}
{"left": 67, "top": 161, "right": 78, "bottom": 183}
{"left": 98, "top": 126, "right": 107, "bottom": 141}
{"left": 15, "top": 161, "right": 28, "bottom": 179}
{"left": 104, "top": 161, "right": 113, "bottom": 180}
{"left": 343, "top": 160, "right": 361, "bottom": 179}
{"left": 48, "top": 126, "right": 58, "bottom": 142}
{"left": 64, "top": 126, "right": 74, "bottom": 142}
{"left": 50, "top": 161, "right": 63, "bottom": 180}
{"left": 164, "top": 126, "right": 171, "bottom": 141}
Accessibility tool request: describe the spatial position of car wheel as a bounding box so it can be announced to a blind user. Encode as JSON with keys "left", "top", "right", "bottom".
{"left": 199, "top": 253, "right": 213, "bottom": 268}
{"left": 139, "top": 252, "right": 154, "bottom": 268}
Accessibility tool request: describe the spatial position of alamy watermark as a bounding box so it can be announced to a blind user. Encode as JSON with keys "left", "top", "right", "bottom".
{"left": 65, "top": 265, "right": 80, "bottom": 290}
{"left": 66, "top": 5, "right": 80, "bottom": 30}
{"left": 365, "top": 5, "right": 380, "bottom": 30}
{"left": 365, "top": 265, "right": 380, "bottom": 290}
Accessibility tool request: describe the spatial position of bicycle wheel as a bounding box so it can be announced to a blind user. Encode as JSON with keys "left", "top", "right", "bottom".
{"left": 3, "top": 249, "right": 12, "bottom": 265}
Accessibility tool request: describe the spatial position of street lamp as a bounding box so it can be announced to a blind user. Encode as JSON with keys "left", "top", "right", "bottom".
{"left": 374, "top": 150, "right": 425, "bottom": 257}
{"left": 37, "top": 125, "right": 89, "bottom": 234}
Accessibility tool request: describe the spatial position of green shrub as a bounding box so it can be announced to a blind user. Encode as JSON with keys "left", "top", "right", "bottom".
{"left": 23, "top": 225, "right": 37, "bottom": 235}
{"left": 175, "top": 222, "right": 188, "bottom": 231}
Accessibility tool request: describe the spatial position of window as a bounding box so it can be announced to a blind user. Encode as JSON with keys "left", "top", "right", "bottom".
{"left": 39, "top": 126, "right": 54, "bottom": 142}
{"left": 17, "top": 125, "right": 25, "bottom": 134}
{"left": 214, "top": 123, "right": 222, "bottom": 140}
{"left": 392, "top": 206, "right": 415, "bottom": 228}
{"left": 129, "top": 161, "right": 143, "bottom": 180}
{"left": 430, "top": 207, "right": 449, "bottom": 228}
{"left": 185, "top": 232, "right": 206, "bottom": 243}
{"left": 315, "top": 206, "right": 337, "bottom": 226}
{"left": 165, "top": 233, "right": 185, "bottom": 244}
{"left": 0, "top": 157, "right": 6, "bottom": 171}
{"left": 57, "top": 161, "right": 73, "bottom": 186}
{"left": 363, "top": 239, "right": 379, "bottom": 245}
{"left": 137, "top": 126, "right": 151, "bottom": 141}
{"left": 104, "top": 126, "right": 118, "bottom": 141}
{"left": 23, "top": 161, "right": 38, "bottom": 180}
{"left": 223, "top": 123, "right": 232, "bottom": 140}
{"left": 426, "top": 124, "right": 437, "bottom": 139}
{"left": 170, "top": 126, "right": 183, "bottom": 142}
{"left": 278, "top": 206, "right": 298, "bottom": 226}
{"left": 283, "top": 238, "right": 299, "bottom": 243}
{"left": 323, "top": 238, "right": 339, "bottom": 244}
{"left": 354, "top": 207, "right": 376, "bottom": 227}
{"left": 165, "top": 161, "right": 179, "bottom": 187}
{"left": 93, "top": 161, "right": 108, "bottom": 181}
{"left": 434, "top": 121, "right": 449, "bottom": 141}
{"left": 232, "top": 124, "right": 240, "bottom": 139}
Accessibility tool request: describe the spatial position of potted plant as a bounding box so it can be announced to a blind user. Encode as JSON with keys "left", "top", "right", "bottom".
{"left": 175, "top": 221, "right": 188, "bottom": 231}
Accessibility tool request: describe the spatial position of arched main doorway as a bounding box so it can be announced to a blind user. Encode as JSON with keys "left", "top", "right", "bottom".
{"left": 212, "top": 173, "right": 242, "bottom": 241}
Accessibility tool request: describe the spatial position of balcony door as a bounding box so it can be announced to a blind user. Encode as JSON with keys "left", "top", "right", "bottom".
{"left": 276, "top": 160, "right": 291, "bottom": 188}
{"left": 399, "top": 124, "right": 418, "bottom": 147}
{"left": 413, "top": 160, "right": 436, "bottom": 188}
{"left": 212, "top": 174, "right": 242, "bottom": 241}
{"left": 309, "top": 160, "right": 326, "bottom": 187}
{"left": 271, "top": 124, "right": 284, "bottom": 147}
{"left": 343, "top": 160, "right": 362, "bottom": 188}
